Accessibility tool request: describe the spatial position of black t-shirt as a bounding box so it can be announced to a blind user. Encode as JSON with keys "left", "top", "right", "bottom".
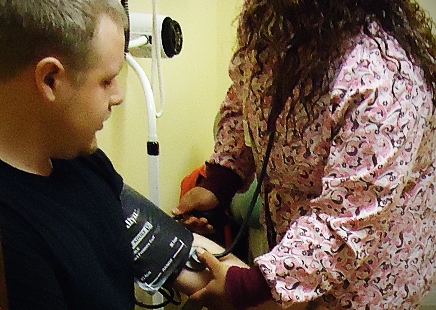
{"left": 0, "top": 149, "right": 135, "bottom": 309}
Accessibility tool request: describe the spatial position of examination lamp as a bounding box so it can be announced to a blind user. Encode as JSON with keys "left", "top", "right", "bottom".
{"left": 129, "top": 13, "right": 183, "bottom": 59}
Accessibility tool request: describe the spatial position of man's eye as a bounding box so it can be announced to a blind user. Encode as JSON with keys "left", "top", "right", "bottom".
{"left": 103, "top": 79, "right": 113, "bottom": 87}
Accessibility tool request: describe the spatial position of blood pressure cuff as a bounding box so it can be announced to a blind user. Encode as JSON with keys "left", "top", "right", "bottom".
{"left": 120, "top": 185, "right": 193, "bottom": 294}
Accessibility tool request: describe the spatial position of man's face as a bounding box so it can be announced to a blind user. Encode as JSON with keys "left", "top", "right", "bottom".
{"left": 51, "top": 14, "right": 125, "bottom": 158}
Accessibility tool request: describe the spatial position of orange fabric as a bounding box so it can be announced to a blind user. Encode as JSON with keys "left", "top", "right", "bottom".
{"left": 179, "top": 165, "right": 206, "bottom": 198}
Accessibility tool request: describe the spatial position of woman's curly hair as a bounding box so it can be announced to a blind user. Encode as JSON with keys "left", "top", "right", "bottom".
{"left": 234, "top": 0, "right": 436, "bottom": 126}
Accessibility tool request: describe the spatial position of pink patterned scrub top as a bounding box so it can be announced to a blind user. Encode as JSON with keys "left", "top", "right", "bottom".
{"left": 209, "top": 23, "right": 436, "bottom": 309}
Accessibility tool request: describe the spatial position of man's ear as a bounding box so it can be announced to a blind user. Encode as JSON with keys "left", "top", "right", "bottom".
{"left": 34, "top": 57, "right": 65, "bottom": 102}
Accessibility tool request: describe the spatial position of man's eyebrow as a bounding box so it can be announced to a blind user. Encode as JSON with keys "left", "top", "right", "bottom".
{"left": 117, "top": 60, "right": 125, "bottom": 74}
{"left": 106, "top": 62, "right": 124, "bottom": 79}
{"left": 114, "top": 61, "right": 124, "bottom": 76}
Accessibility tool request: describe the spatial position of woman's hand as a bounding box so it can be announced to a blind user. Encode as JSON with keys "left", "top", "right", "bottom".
{"left": 187, "top": 250, "right": 313, "bottom": 310}
{"left": 172, "top": 233, "right": 247, "bottom": 298}
{"left": 173, "top": 235, "right": 328, "bottom": 310}
{"left": 189, "top": 249, "right": 235, "bottom": 310}
{"left": 172, "top": 187, "right": 219, "bottom": 235}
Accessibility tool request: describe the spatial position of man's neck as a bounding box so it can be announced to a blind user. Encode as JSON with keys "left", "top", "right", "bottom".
{"left": 0, "top": 142, "right": 53, "bottom": 176}
{"left": 0, "top": 76, "right": 53, "bottom": 176}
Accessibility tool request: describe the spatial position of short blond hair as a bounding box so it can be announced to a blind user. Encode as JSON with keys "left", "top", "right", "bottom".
{"left": 0, "top": 0, "right": 128, "bottom": 80}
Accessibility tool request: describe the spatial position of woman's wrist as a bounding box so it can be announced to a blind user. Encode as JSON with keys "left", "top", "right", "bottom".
{"left": 200, "top": 164, "right": 242, "bottom": 207}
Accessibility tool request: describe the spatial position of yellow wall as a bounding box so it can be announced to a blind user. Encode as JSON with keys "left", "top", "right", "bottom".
{"left": 418, "top": 0, "right": 436, "bottom": 21}
{"left": 98, "top": 0, "right": 242, "bottom": 213}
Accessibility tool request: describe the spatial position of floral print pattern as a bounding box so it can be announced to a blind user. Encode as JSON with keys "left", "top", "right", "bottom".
{"left": 209, "top": 23, "right": 436, "bottom": 309}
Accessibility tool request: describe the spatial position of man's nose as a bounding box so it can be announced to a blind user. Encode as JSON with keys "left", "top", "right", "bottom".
{"left": 110, "top": 78, "right": 125, "bottom": 107}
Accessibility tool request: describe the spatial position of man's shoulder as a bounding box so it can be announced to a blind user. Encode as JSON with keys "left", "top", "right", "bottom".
{"left": 74, "top": 149, "right": 123, "bottom": 195}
